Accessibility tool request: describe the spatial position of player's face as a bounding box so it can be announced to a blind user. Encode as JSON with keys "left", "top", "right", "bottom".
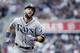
{"left": 24, "top": 8, "right": 33, "bottom": 17}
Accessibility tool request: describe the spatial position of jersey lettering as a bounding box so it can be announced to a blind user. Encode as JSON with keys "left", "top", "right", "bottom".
{"left": 17, "top": 24, "right": 33, "bottom": 34}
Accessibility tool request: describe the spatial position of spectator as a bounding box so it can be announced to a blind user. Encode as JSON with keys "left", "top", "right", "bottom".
{"left": 0, "top": 4, "right": 8, "bottom": 18}
{"left": 73, "top": 5, "right": 80, "bottom": 19}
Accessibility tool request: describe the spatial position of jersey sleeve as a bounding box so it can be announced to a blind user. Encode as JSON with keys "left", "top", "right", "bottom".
{"left": 9, "top": 18, "right": 17, "bottom": 29}
{"left": 6, "top": 18, "right": 17, "bottom": 43}
{"left": 35, "top": 23, "right": 43, "bottom": 36}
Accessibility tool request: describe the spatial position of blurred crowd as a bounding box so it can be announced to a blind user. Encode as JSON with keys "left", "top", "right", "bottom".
{"left": 0, "top": 0, "right": 24, "bottom": 19}
{"left": 35, "top": 0, "right": 80, "bottom": 20}
{"left": 0, "top": 0, "right": 80, "bottom": 20}
{"left": 35, "top": 33, "right": 80, "bottom": 53}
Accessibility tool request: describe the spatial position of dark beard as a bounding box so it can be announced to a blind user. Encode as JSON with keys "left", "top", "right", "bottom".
{"left": 25, "top": 13, "right": 32, "bottom": 19}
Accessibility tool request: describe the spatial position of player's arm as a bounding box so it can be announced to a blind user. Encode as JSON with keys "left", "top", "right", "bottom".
{"left": 5, "top": 22, "right": 16, "bottom": 44}
{"left": 34, "top": 26, "right": 45, "bottom": 43}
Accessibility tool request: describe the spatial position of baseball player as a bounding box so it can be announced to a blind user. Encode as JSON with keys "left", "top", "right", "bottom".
{"left": 5, "top": 3, "right": 45, "bottom": 53}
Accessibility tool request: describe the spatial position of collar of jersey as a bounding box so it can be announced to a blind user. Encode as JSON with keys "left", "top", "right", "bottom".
{"left": 20, "top": 17, "right": 35, "bottom": 26}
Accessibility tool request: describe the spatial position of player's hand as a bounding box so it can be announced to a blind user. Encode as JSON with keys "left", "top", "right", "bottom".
{"left": 36, "top": 36, "right": 45, "bottom": 43}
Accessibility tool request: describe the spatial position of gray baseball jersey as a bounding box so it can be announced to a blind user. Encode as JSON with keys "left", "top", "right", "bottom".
{"left": 9, "top": 17, "right": 43, "bottom": 48}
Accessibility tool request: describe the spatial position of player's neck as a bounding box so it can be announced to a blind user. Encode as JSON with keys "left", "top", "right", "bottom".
{"left": 23, "top": 16, "right": 32, "bottom": 24}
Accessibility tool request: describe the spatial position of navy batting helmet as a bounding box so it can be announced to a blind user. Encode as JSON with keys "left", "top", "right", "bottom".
{"left": 24, "top": 4, "right": 35, "bottom": 16}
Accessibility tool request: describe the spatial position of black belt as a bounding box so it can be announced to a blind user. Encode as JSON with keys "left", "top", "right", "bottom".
{"left": 15, "top": 43, "right": 34, "bottom": 49}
